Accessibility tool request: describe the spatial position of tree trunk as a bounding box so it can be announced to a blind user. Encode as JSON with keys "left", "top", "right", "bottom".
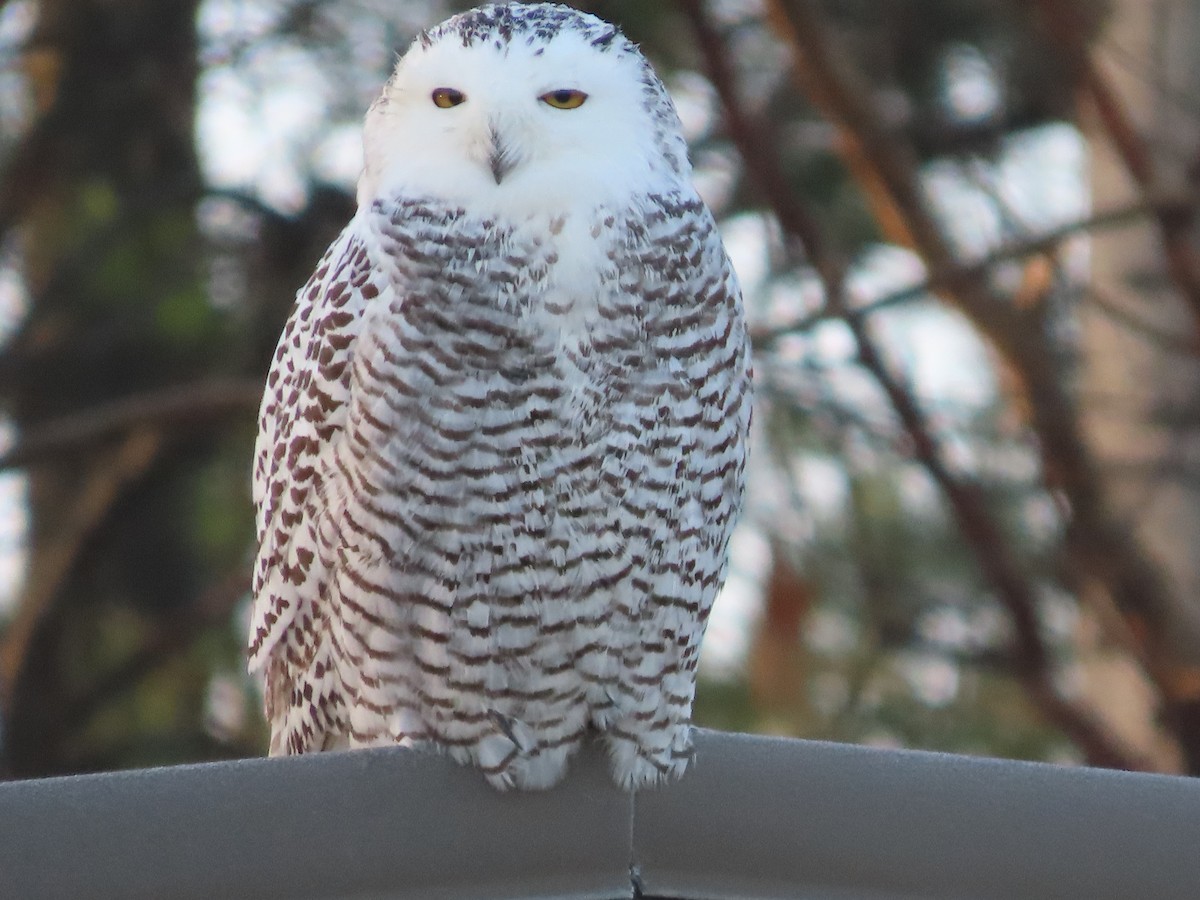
{"left": 1080, "top": 0, "right": 1200, "bottom": 772}
{"left": 0, "top": 0, "right": 205, "bottom": 776}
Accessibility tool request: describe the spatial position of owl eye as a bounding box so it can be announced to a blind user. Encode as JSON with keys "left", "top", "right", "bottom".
{"left": 540, "top": 89, "right": 588, "bottom": 110}
{"left": 432, "top": 87, "right": 466, "bottom": 108}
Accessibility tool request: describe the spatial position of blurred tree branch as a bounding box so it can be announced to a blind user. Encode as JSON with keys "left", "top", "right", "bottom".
{"left": 1086, "top": 283, "right": 1199, "bottom": 357}
{"left": 762, "top": 0, "right": 1200, "bottom": 769}
{"left": 1036, "top": 0, "right": 1200, "bottom": 331}
{"left": 0, "top": 113, "right": 57, "bottom": 244}
{"left": 0, "top": 379, "right": 262, "bottom": 472}
{"left": 751, "top": 193, "right": 1200, "bottom": 349}
{"left": 0, "top": 428, "right": 163, "bottom": 707}
{"left": 0, "top": 376, "right": 258, "bottom": 710}
{"left": 682, "top": 0, "right": 1159, "bottom": 771}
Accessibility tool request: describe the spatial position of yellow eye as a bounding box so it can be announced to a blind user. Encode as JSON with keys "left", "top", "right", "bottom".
{"left": 540, "top": 89, "right": 588, "bottom": 110}
{"left": 432, "top": 87, "right": 466, "bottom": 109}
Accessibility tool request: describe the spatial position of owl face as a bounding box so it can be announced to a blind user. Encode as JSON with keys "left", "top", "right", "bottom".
{"left": 358, "top": 4, "right": 689, "bottom": 215}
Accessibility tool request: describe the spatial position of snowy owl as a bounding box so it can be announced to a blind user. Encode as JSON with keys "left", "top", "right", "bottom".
{"left": 248, "top": 1, "right": 752, "bottom": 790}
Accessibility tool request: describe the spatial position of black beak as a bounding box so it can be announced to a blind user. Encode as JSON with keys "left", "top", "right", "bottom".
{"left": 488, "top": 126, "right": 515, "bottom": 184}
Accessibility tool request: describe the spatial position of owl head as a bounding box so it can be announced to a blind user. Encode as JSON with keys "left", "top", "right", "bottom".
{"left": 358, "top": 3, "right": 690, "bottom": 214}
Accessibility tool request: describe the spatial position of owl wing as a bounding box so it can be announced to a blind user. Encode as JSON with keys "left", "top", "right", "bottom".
{"left": 248, "top": 220, "right": 388, "bottom": 750}
{"left": 599, "top": 194, "right": 752, "bottom": 782}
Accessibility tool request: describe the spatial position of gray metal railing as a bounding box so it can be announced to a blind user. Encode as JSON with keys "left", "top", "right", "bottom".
{"left": 2, "top": 729, "right": 1199, "bottom": 899}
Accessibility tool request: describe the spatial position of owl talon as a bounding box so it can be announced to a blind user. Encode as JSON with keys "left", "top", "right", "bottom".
{"left": 488, "top": 709, "right": 529, "bottom": 752}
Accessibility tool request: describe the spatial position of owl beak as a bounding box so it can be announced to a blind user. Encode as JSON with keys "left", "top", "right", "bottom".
{"left": 487, "top": 122, "right": 516, "bottom": 184}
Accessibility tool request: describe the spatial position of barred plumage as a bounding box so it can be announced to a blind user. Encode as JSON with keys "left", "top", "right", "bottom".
{"left": 249, "top": 2, "right": 751, "bottom": 790}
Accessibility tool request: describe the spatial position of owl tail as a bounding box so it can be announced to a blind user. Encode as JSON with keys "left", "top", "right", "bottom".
{"left": 264, "top": 634, "right": 348, "bottom": 756}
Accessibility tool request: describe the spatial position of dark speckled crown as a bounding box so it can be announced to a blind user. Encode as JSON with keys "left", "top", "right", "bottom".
{"left": 419, "top": 2, "right": 626, "bottom": 53}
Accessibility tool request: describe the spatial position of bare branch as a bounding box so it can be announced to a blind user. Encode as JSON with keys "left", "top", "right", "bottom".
{"left": 1086, "top": 283, "right": 1199, "bottom": 357}
{"left": 0, "top": 378, "right": 264, "bottom": 472}
{"left": 752, "top": 193, "right": 1198, "bottom": 348}
{"left": 683, "top": 0, "right": 1159, "bottom": 771}
{"left": 0, "top": 429, "right": 164, "bottom": 706}
{"left": 762, "top": 0, "right": 1191, "bottom": 738}
{"left": 1037, "top": 0, "right": 1200, "bottom": 331}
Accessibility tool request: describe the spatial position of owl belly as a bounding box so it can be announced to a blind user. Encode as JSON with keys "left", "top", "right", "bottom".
{"left": 334, "top": 329, "right": 646, "bottom": 787}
